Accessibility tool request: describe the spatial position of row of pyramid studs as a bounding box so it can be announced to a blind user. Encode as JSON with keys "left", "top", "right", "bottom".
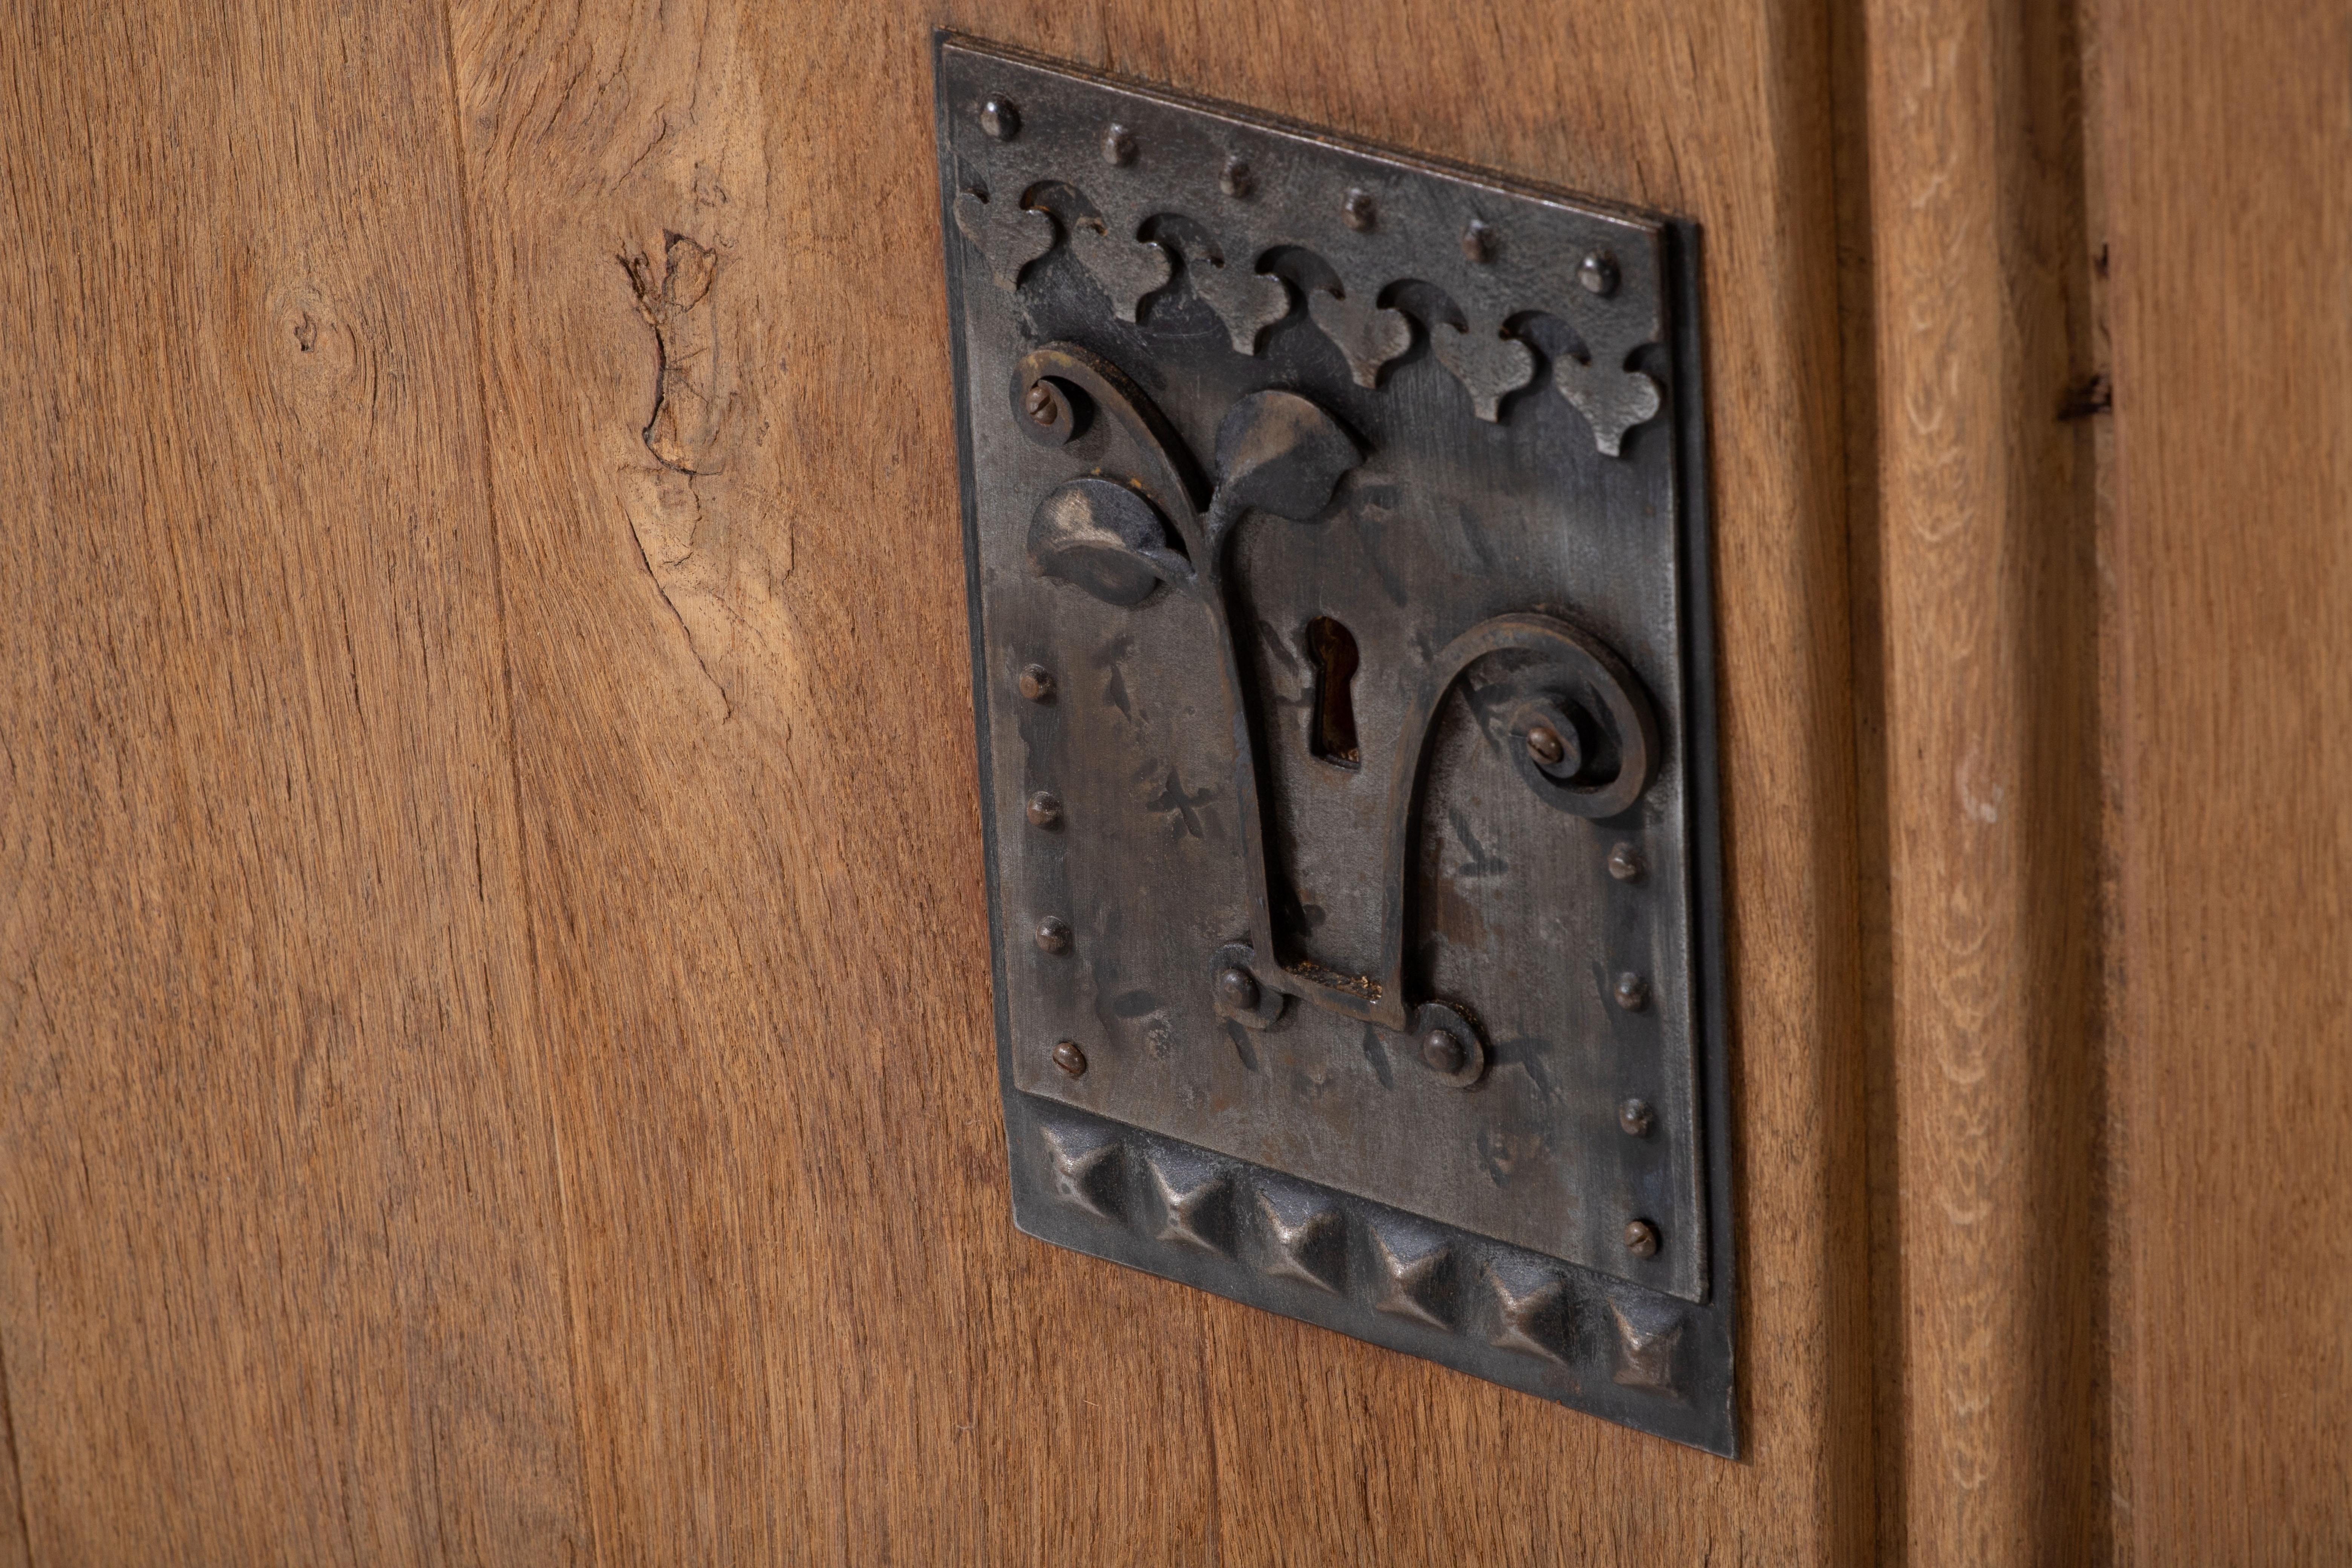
{"left": 1036, "top": 1121, "right": 1683, "bottom": 1393}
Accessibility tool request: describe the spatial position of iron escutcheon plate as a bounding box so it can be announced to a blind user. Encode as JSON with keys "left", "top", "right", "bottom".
{"left": 935, "top": 35, "right": 1733, "bottom": 1454}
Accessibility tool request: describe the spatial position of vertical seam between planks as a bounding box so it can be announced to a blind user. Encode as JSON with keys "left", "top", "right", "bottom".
{"left": 1824, "top": 0, "right": 1899, "bottom": 1555}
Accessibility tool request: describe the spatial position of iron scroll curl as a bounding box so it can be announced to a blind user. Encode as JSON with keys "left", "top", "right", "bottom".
{"left": 1011, "top": 341, "right": 1659, "bottom": 1082}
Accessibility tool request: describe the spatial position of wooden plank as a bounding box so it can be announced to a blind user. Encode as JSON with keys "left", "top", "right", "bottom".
{"left": 449, "top": 0, "right": 1871, "bottom": 1559}
{"left": 444, "top": 3, "right": 1219, "bottom": 1560}
{"left": 0, "top": 0, "right": 589, "bottom": 1560}
{"left": 1844, "top": 0, "right": 2107, "bottom": 1558}
{"left": 2098, "top": 0, "right": 2352, "bottom": 1556}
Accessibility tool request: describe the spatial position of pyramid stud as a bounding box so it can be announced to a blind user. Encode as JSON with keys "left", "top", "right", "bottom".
{"left": 1255, "top": 1185, "right": 1344, "bottom": 1292}
{"left": 1147, "top": 1152, "right": 1232, "bottom": 1254}
{"left": 1488, "top": 1267, "right": 1573, "bottom": 1365}
{"left": 1367, "top": 1224, "right": 1454, "bottom": 1329}
{"left": 1038, "top": 1123, "right": 1122, "bottom": 1219}
{"left": 1609, "top": 1299, "right": 1685, "bottom": 1395}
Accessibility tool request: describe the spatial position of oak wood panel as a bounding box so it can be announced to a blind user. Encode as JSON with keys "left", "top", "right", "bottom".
{"left": 1845, "top": 0, "right": 2106, "bottom": 1560}
{"left": 449, "top": 0, "right": 1870, "bottom": 1562}
{"left": 445, "top": 3, "right": 1217, "bottom": 1561}
{"left": 0, "top": 0, "right": 590, "bottom": 1560}
{"left": 2099, "top": 0, "right": 2352, "bottom": 1556}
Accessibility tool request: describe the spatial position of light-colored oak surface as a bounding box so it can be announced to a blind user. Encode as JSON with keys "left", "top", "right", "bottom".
{"left": 0, "top": 0, "right": 586, "bottom": 1561}
{"left": 2099, "top": 0, "right": 2352, "bottom": 1557}
{"left": 1846, "top": 0, "right": 2106, "bottom": 1560}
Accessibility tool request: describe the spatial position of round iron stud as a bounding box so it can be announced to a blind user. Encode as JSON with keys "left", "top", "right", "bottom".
{"left": 1618, "top": 1098, "right": 1654, "bottom": 1137}
{"left": 979, "top": 97, "right": 1019, "bottom": 140}
{"left": 1342, "top": 187, "right": 1376, "bottom": 231}
{"left": 1623, "top": 1219, "right": 1660, "bottom": 1257}
{"left": 1614, "top": 972, "right": 1649, "bottom": 1011}
{"left": 1017, "top": 664, "right": 1055, "bottom": 702}
{"left": 1608, "top": 842, "right": 1643, "bottom": 882}
{"left": 1420, "top": 1029, "right": 1467, "bottom": 1076}
{"left": 1051, "top": 1040, "right": 1088, "bottom": 1077}
{"left": 1577, "top": 250, "right": 1619, "bottom": 296}
{"left": 1035, "top": 916, "right": 1072, "bottom": 954}
{"left": 1026, "top": 791, "right": 1063, "bottom": 828}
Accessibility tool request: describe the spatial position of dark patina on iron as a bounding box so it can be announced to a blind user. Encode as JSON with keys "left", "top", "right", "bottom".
{"left": 936, "top": 34, "right": 1735, "bottom": 1455}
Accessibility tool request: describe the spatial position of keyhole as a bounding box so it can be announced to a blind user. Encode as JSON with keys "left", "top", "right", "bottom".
{"left": 1306, "top": 616, "right": 1361, "bottom": 768}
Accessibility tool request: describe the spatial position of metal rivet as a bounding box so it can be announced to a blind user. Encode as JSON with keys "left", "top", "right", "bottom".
{"left": 1578, "top": 251, "right": 1619, "bottom": 296}
{"left": 1526, "top": 725, "right": 1566, "bottom": 768}
{"left": 1024, "top": 382, "right": 1059, "bottom": 426}
{"left": 1623, "top": 1219, "right": 1660, "bottom": 1257}
{"left": 1026, "top": 791, "right": 1062, "bottom": 828}
{"left": 1036, "top": 916, "right": 1072, "bottom": 954}
{"left": 1217, "top": 966, "right": 1260, "bottom": 1010}
{"left": 1420, "top": 1028, "right": 1466, "bottom": 1075}
{"left": 1618, "top": 1098, "right": 1654, "bottom": 1137}
{"left": 1461, "top": 219, "right": 1494, "bottom": 263}
{"left": 1052, "top": 1040, "right": 1088, "bottom": 1077}
{"left": 1219, "top": 156, "right": 1254, "bottom": 198}
{"left": 1017, "top": 664, "right": 1055, "bottom": 702}
{"left": 1342, "top": 187, "right": 1376, "bottom": 231}
{"left": 1608, "top": 842, "right": 1643, "bottom": 882}
{"left": 1102, "top": 123, "right": 1135, "bottom": 165}
{"left": 1614, "top": 972, "right": 1649, "bottom": 1011}
{"left": 980, "top": 97, "right": 1019, "bottom": 140}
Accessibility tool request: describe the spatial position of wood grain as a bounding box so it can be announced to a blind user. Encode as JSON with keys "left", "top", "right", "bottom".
{"left": 445, "top": 0, "right": 1871, "bottom": 1561}
{"left": 445, "top": 3, "right": 1219, "bottom": 1559}
{"left": 1844, "top": 0, "right": 2107, "bottom": 1559}
{"left": 2098, "top": 0, "right": 2352, "bottom": 1556}
{"left": 0, "top": 0, "right": 589, "bottom": 1560}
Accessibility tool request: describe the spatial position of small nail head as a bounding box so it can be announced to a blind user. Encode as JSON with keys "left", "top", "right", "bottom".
{"left": 1623, "top": 1219, "right": 1660, "bottom": 1257}
{"left": 1578, "top": 250, "right": 1619, "bottom": 296}
{"left": 1342, "top": 187, "right": 1376, "bottom": 231}
{"left": 1608, "top": 842, "right": 1643, "bottom": 882}
{"left": 1052, "top": 1040, "right": 1088, "bottom": 1077}
{"left": 1024, "top": 382, "right": 1058, "bottom": 425}
{"left": 1026, "top": 791, "right": 1063, "bottom": 828}
{"left": 1035, "top": 916, "right": 1072, "bottom": 954}
{"left": 1102, "top": 123, "right": 1135, "bottom": 165}
{"left": 1219, "top": 156, "right": 1254, "bottom": 198}
{"left": 1017, "top": 665, "right": 1055, "bottom": 702}
{"left": 1614, "top": 972, "right": 1649, "bottom": 1011}
{"left": 980, "top": 97, "right": 1019, "bottom": 140}
{"left": 1217, "top": 966, "right": 1260, "bottom": 1010}
{"left": 1617, "top": 1098, "right": 1654, "bottom": 1137}
{"left": 1526, "top": 725, "right": 1566, "bottom": 768}
{"left": 1420, "top": 1028, "right": 1466, "bottom": 1075}
{"left": 1461, "top": 219, "right": 1494, "bottom": 263}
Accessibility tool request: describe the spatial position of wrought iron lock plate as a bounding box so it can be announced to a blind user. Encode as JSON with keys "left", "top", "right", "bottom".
{"left": 934, "top": 36, "right": 1734, "bottom": 1455}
